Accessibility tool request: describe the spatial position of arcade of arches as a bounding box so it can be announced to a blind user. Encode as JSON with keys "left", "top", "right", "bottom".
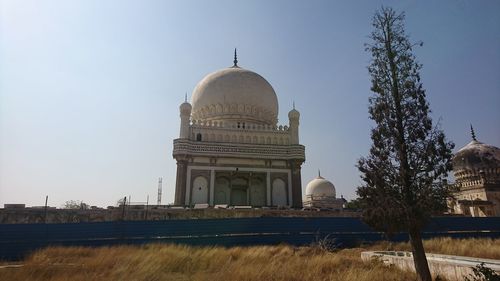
{"left": 188, "top": 170, "right": 290, "bottom": 207}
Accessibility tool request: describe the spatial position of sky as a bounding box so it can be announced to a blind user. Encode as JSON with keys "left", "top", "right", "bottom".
{"left": 1, "top": 0, "right": 499, "bottom": 208}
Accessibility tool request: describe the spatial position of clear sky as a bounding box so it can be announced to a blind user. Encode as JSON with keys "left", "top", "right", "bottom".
{"left": 1, "top": 0, "right": 499, "bottom": 208}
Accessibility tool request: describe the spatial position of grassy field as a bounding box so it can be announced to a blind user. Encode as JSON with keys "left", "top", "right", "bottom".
{"left": 0, "top": 238, "right": 498, "bottom": 281}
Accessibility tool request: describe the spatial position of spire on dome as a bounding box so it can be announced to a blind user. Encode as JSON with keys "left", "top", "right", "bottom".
{"left": 470, "top": 124, "right": 477, "bottom": 141}
{"left": 293, "top": 101, "right": 295, "bottom": 110}
{"left": 185, "top": 92, "right": 187, "bottom": 103}
{"left": 233, "top": 48, "right": 238, "bottom": 67}
{"left": 318, "top": 169, "right": 321, "bottom": 177}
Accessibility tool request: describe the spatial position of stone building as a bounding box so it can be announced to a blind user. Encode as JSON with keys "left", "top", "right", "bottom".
{"left": 172, "top": 52, "right": 305, "bottom": 208}
{"left": 448, "top": 128, "right": 500, "bottom": 216}
{"left": 303, "top": 172, "right": 345, "bottom": 211}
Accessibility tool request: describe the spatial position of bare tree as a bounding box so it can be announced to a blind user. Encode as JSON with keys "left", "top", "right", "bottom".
{"left": 63, "top": 200, "right": 89, "bottom": 210}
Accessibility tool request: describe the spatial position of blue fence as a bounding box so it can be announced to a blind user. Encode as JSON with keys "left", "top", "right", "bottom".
{"left": 1, "top": 216, "right": 499, "bottom": 260}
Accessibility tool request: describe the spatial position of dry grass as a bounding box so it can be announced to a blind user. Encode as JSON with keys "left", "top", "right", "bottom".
{"left": 0, "top": 237, "right": 498, "bottom": 281}
{"left": 0, "top": 245, "right": 414, "bottom": 281}
{"left": 372, "top": 237, "right": 500, "bottom": 260}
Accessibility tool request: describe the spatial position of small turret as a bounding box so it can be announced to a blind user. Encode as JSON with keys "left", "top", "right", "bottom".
{"left": 288, "top": 102, "right": 300, "bottom": 144}
{"left": 179, "top": 94, "right": 192, "bottom": 139}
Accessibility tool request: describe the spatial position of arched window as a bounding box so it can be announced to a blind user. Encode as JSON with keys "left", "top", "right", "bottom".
{"left": 192, "top": 176, "right": 208, "bottom": 204}
{"left": 272, "top": 178, "right": 287, "bottom": 206}
{"left": 196, "top": 133, "right": 202, "bottom": 141}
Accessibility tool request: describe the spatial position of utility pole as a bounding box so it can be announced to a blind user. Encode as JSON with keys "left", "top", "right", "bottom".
{"left": 121, "top": 196, "right": 127, "bottom": 221}
{"left": 157, "top": 177, "right": 162, "bottom": 206}
{"left": 44, "top": 195, "right": 48, "bottom": 223}
{"left": 145, "top": 195, "right": 149, "bottom": 220}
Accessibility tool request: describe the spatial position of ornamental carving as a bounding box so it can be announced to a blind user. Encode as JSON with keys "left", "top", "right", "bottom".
{"left": 173, "top": 139, "right": 305, "bottom": 161}
{"left": 191, "top": 102, "right": 277, "bottom": 125}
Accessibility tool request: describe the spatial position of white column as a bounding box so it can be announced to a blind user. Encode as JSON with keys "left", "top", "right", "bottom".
{"left": 247, "top": 174, "right": 251, "bottom": 205}
{"left": 266, "top": 171, "right": 271, "bottom": 206}
{"left": 209, "top": 169, "right": 215, "bottom": 206}
{"left": 287, "top": 171, "right": 293, "bottom": 207}
{"left": 179, "top": 102, "right": 192, "bottom": 139}
{"left": 185, "top": 168, "right": 192, "bottom": 206}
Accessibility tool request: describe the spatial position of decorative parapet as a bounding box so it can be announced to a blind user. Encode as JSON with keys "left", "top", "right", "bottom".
{"left": 188, "top": 121, "right": 292, "bottom": 145}
{"left": 454, "top": 167, "right": 500, "bottom": 188}
{"left": 191, "top": 120, "right": 289, "bottom": 132}
{"left": 173, "top": 139, "right": 305, "bottom": 161}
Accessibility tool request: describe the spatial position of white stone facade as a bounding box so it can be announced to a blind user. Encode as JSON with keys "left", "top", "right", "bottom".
{"left": 173, "top": 56, "right": 305, "bottom": 208}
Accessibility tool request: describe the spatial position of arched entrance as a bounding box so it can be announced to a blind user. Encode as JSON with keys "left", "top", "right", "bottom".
{"left": 231, "top": 177, "right": 248, "bottom": 205}
{"left": 272, "top": 178, "right": 287, "bottom": 206}
{"left": 191, "top": 176, "right": 208, "bottom": 204}
{"left": 214, "top": 176, "right": 230, "bottom": 205}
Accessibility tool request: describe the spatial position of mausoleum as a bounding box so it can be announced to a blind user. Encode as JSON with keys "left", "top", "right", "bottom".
{"left": 448, "top": 127, "right": 500, "bottom": 216}
{"left": 172, "top": 51, "right": 305, "bottom": 208}
{"left": 303, "top": 172, "right": 345, "bottom": 211}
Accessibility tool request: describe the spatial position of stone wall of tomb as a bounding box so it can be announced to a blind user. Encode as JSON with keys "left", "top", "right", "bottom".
{"left": 0, "top": 208, "right": 362, "bottom": 224}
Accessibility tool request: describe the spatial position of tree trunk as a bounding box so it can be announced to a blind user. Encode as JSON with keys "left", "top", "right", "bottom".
{"left": 409, "top": 226, "right": 432, "bottom": 281}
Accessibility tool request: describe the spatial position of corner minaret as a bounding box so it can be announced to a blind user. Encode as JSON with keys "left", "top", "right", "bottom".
{"left": 179, "top": 94, "right": 192, "bottom": 139}
{"left": 288, "top": 102, "right": 300, "bottom": 144}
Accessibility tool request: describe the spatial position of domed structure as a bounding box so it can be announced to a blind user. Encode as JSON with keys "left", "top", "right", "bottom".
{"left": 452, "top": 126, "right": 500, "bottom": 185}
{"left": 453, "top": 140, "right": 500, "bottom": 174}
{"left": 191, "top": 66, "right": 279, "bottom": 125}
{"left": 172, "top": 50, "right": 305, "bottom": 209}
{"left": 448, "top": 126, "right": 500, "bottom": 217}
{"left": 305, "top": 176, "right": 336, "bottom": 198}
{"left": 303, "top": 172, "right": 344, "bottom": 211}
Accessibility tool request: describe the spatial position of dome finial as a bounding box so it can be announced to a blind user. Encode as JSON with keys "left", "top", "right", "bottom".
{"left": 233, "top": 48, "right": 238, "bottom": 67}
{"left": 293, "top": 101, "right": 295, "bottom": 110}
{"left": 318, "top": 169, "right": 321, "bottom": 177}
{"left": 470, "top": 124, "right": 477, "bottom": 141}
{"left": 185, "top": 92, "right": 187, "bottom": 103}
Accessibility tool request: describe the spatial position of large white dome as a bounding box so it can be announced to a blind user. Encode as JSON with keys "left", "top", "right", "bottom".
{"left": 305, "top": 176, "right": 336, "bottom": 198}
{"left": 191, "top": 66, "right": 279, "bottom": 125}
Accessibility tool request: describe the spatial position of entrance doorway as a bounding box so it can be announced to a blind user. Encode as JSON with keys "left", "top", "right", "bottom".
{"left": 231, "top": 188, "right": 247, "bottom": 205}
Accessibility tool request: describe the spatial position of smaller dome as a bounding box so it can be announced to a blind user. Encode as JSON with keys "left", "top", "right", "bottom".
{"left": 305, "top": 176, "right": 336, "bottom": 198}
{"left": 453, "top": 140, "right": 500, "bottom": 172}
